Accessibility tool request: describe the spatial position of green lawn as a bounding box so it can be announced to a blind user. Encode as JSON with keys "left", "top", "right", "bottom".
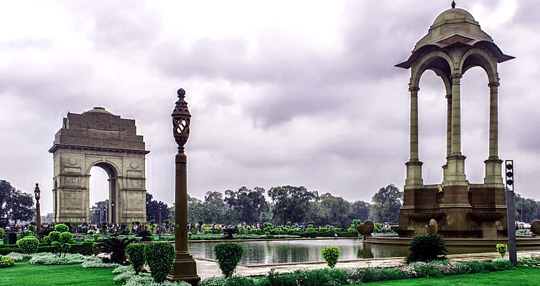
{"left": 0, "top": 260, "right": 118, "bottom": 286}
{"left": 357, "top": 269, "right": 540, "bottom": 286}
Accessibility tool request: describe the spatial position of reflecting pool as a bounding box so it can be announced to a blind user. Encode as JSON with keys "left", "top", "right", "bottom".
{"left": 189, "top": 239, "right": 408, "bottom": 265}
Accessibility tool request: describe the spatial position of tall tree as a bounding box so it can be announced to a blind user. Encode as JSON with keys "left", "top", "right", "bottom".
{"left": 90, "top": 199, "right": 109, "bottom": 223}
{"left": 515, "top": 194, "right": 540, "bottom": 223}
{"left": 310, "top": 193, "right": 352, "bottom": 227}
{"left": 351, "top": 200, "right": 371, "bottom": 221}
{"left": 268, "top": 185, "right": 319, "bottom": 225}
{"left": 224, "top": 186, "right": 269, "bottom": 225}
{"left": 369, "top": 184, "right": 402, "bottom": 224}
{"left": 0, "top": 180, "right": 34, "bottom": 224}
{"left": 146, "top": 192, "right": 169, "bottom": 223}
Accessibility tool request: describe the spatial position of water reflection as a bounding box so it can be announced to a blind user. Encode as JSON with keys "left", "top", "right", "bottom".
{"left": 189, "top": 239, "right": 408, "bottom": 265}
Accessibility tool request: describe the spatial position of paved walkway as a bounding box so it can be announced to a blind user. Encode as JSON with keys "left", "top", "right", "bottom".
{"left": 195, "top": 251, "right": 540, "bottom": 279}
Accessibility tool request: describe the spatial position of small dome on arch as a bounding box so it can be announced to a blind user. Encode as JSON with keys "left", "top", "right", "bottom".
{"left": 85, "top": 106, "right": 114, "bottom": 115}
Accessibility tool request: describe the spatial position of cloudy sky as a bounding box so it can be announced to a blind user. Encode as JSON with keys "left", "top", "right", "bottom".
{"left": 1, "top": 0, "right": 539, "bottom": 215}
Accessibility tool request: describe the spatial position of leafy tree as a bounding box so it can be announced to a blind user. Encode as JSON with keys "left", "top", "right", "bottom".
{"left": 146, "top": 192, "right": 169, "bottom": 224}
{"left": 89, "top": 199, "right": 109, "bottom": 224}
{"left": 224, "top": 187, "right": 269, "bottom": 225}
{"left": 351, "top": 200, "right": 372, "bottom": 221}
{"left": 515, "top": 194, "right": 540, "bottom": 223}
{"left": 268, "top": 185, "right": 319, "bottom": 225}
{"left": 369, "top": 184, "right": 402, "bottom": 224}
{"left": 0, "top": 180, "right": 34, "bottom": 224}
{"left": 202, "top": 191, "right": 226, "bottom": 224}
{"left": 320, "top": 193, "right": 352, "bottom": 227}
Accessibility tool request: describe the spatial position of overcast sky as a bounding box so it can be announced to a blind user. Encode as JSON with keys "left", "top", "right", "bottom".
{"left": 1, "top": 0, "right": 539, "bottom": 215}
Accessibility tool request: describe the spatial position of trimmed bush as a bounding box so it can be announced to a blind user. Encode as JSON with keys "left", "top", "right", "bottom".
{"left": 406, "top": 234, "right": 447, "bottom": 263}
{"left": 214, "top": 242, "right": 244, "bottom": 278}
{"left": 54, "top": 224, "right": 69, "bottom": 233}
{"left": 199, "top": 276, "right": 256, "bottom": 286}
{"left": 68, "top": 242, "right": 93, "bottom": 255}
{"left": 496, "top": 244, "right": 508, "bottom": 259}
{"left": 17, "top": 236, "right": 40, "bottom": 254}
{"left": 144, "top": 242, "right": 175, "bottom": 283}
{"left": 0, "top": 228, "right": 5, "bottom": 239}
{"left": 321, "top": 246, "right": 341, "bottom": 268}
{"left": 0, "top": 255, "right": 15, "bottom": 268}
{"left": 126, "top": 243, "right": 146, "bottom": 275}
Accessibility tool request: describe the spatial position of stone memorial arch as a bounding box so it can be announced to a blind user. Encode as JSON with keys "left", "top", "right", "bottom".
{"left": 49, "top": 107, "right": 149, "bottom": 224}
{"left": 393, "top": 4, "right": 514, "bottom": 238}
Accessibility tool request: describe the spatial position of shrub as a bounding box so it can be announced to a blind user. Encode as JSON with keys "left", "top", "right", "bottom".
{"left": 295, "top": 268, "right": 349, "bottom": 286}
{"left": 126, "top": 243, "right": 146, "bottom": 275}
{"left": 463, "top": 260, "right": 485, "bottom": 273}
{"left": 0, "top": 228, "right": 5, "bottom": 239}
{"left": 5, "top": 252, "right": 25, "bottom": 261}
{"left": 29, "top": 253, "right": 86, "bottom": 265}
{"left": 43, "top": 228, "right": 73, "bottom": 257}
{"left": 199, "top": 276, "right": 256, "bottom": 286}
{"left": 409, "top": 261, "right": 444, "bottom": 277}
{"left": 362, "top": 268, "right": 384, "bottom": 283}
{"left": 321, "top": 246, "right": 340, "bottom": 268}
{"left": 0, "top": 256, "right": 15, "bottom": 268}
{"left": 214, "top": 242, "right": 244, "bottom": 278}
{"left": 266, "top": 269, "right": 297, "bottom": 286}
{"left": 17, "top": 236, "right": 40, "bottom": 254}
{"left": 485, "top": 259, "right": 514, "bottom": 271}
{"left": 496, "top": 244, "right": 508, "bottom": 259}
{"left": 54, "top": 224, "right": 69, "bottom": 233}
{"left": 69, "top": 242, "right": 94, "bottom": 255}
{"left": 137, "top": 229, "right": 152, "bottom": 241}
{"left": 518, "top": 257, "right": 540, "bottom": 268}
{"left": 406, "top": 234, "right": 447, "bottom": 263}
{"left": 95, "top": 236, "right": 137, "bottom": 264}
{"left": 144, "top": 242, "right": 175, "bottom": 283}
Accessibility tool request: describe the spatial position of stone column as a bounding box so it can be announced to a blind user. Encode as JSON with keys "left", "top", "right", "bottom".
{"left": 446, "top": 93, "right": 452, "bottom": 157}
{"left": 484, "top": 81, "right": 503, "bottom": 184}
{"left": 446, "top": 73, "right": 467, "bottom": 184}
{"left": 405, "top": 85, "right": 423, "bottom": 188}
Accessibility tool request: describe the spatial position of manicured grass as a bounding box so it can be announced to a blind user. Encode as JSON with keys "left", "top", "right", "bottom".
{"left": 1, "top": 260, "right": 117, "bottom": 286}
{"left": 355, "top": 269, "right": 540, "bottom": 286}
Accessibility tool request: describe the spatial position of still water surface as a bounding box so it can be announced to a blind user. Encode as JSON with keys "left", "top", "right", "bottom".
{"left": 189, "top": 239, "right": 404, "bottom": 265}
{"left": 188, "top": 239, "right": 509, "bottom": 265}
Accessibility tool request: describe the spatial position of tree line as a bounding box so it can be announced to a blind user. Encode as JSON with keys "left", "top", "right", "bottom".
{"left": 187, "top": 184, "right": 403, "bottom": 228}
{"left": 2, "top": 178, "right": 540, "bottom": 227}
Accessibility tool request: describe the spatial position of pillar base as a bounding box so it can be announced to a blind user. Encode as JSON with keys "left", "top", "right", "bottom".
{"left": 444, "top": 154, "right": 467, "bottom": 185}
{"left": 405, "top": 160, "right": 423, "bottom": 188}
{"left": 484, "top": 158, "right": 503, "bottom": 185}
{"left": 167, "top": 252, "right": 201, "bottom": 286}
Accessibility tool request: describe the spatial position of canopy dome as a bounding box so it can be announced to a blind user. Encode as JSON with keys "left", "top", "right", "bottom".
{"left": 397, "top": 6, "right": 514, "bottom": 69}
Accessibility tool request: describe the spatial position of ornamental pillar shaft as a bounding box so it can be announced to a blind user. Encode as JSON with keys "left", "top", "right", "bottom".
{"left": 446, "top": 94, "right": 452, "bottom": 157}
{"left": 488, "top": 81, "right": 500, "bottom": 158}
{"left": 450, "top": 73, "right": 462, "bottom": 155}
{"left": 409, "top": 86, "right": 420, "bottom": 161}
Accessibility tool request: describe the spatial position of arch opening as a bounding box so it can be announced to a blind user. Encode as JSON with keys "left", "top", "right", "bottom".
{"left": 89, "top": 165, "right": 116, "bottom": 225}
{"left": 418, "top": 69, "right": 448, "bottom": 184}
{"left": 461, "top": 66, "right": 490, "bottom": 184}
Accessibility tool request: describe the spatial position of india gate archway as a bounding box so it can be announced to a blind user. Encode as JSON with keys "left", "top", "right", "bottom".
{"left": 49, "top": 107, "right": 149, "bottom": 224}
{"left": 393, "top": 4, "right": 514, "bottom": 238}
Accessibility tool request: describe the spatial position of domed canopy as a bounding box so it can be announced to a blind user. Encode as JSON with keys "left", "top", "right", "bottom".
{"left": 396, "top": 6, "right": 514, "bottom": 69}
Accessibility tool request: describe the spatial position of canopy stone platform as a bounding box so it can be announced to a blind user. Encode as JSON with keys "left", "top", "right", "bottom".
{"left": 194, "top": 251, "right": 540, "bottom": 279}
{"left": 364, "top": 236, "right": 540, "bottom": 247}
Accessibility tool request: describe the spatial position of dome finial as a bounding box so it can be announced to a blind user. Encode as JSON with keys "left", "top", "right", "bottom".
{"left": 451, "top": 1, "right": 456, "bottom": 8}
